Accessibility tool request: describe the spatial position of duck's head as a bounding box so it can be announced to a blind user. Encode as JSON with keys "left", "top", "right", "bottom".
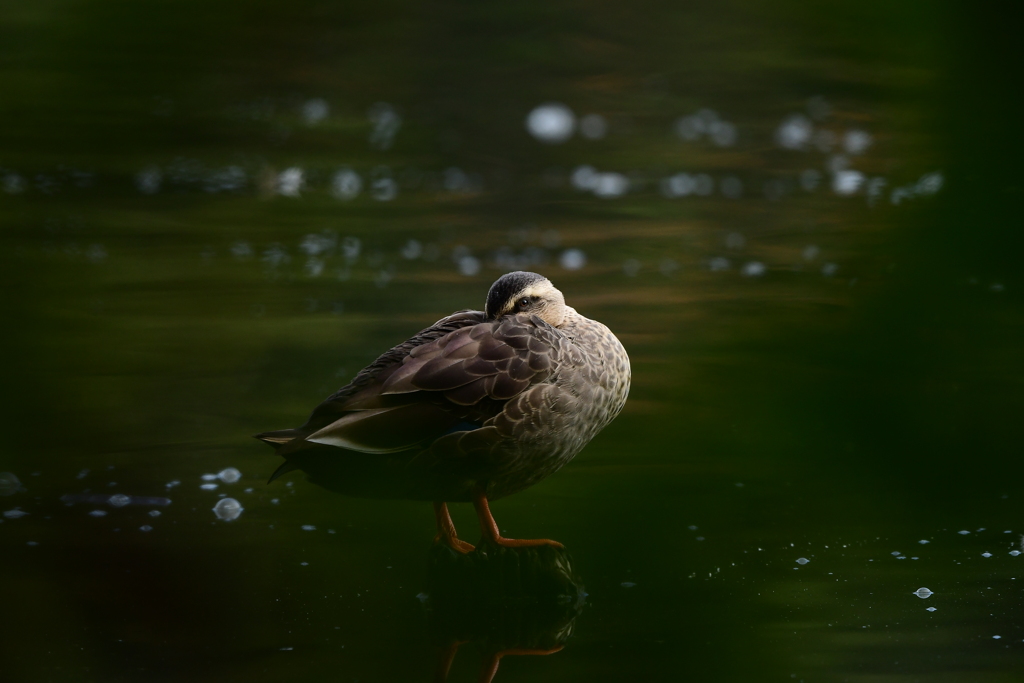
{"left": 485, "top": 271, "right": 567, "bottom": 327}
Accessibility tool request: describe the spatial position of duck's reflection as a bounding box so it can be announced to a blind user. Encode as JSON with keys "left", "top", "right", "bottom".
{"left": 422, "top": 541, "right": 585, "bottom": 682}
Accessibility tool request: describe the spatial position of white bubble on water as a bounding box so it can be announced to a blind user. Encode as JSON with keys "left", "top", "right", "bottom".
{"left": 443, "top": 166, "right": 468, "bottom": 192}
{"left": 621, "top": 581, "right": 637, "bottom": 588}
{"left": 579, "top": 113, "right": 608, "bottom": 140}
{"left": 371, "top": 175, "right": 397, "bottom": 202}
{"left": 89, "top": 510, "right": 107, "bottom": 517}
{"left": 148, "top": 510, "right": 161, "bottom": 517}
{"left": 623, "top": 259, "right": 641, "bottom": 277}
{"left": 914, "top": 587, "right": 933, "bottom": 599}
{"left": 592, "top": 172, "right": 629, "bottom": 198}
{"left": 108, "top": 494, "right": 131, "bottom": 507}
{"left": 693, "top": 174, "right": 714, "bottom": 196}
{"left": 843, "top": 130, "right": 873, "bottom": 155}
{"left": 218, "top": 468, "right": 242, "bottom": 484}
{"left": 1010, "top": 550, "right": 1021, "bottom": 556}
{"left": 135, "top": 166, "right": 162, "bottom": 194}
{"left": 571, "top": 165, "right": 598, "bottom": 191}
{"left": 302, "top": 525, "right": 317, "bottom": 531}
{"left": 993, "top": 635, "right": 1002, "bottom": 640}
{"left": 802, "top": 245, "right": 820, "bottom": 262}
{"left": 776, "top": 114, "right": 813, "bottom": 150}
{"left": 526, "top": 103, "right": 576, "bottom": 143}
{"left": 0, "top": 472, "right": 22, "bottom": 496}
{"left": 661, "top": 173, "right": 695, "bottom": 198}
{"left": 305, "top": 257, "right": 324, "bottom": 278}
{"left": 917, "top": 172, "right": 944, "bottom": 195}
{"left": 926, "top": 606, "right": 937, "bottom": 612}
{"left": 331, "top": 168, "right": 362, "bottom": 200}
{"left": 864, "top": 176, "right": 887, "bottom": 208}
{"left": 300, "top": 232, "right": 335, "bottom": 257}
{"left": 165, "top": 480, "right": 181, "bottom": 489}
{"left": 919, "top": 539, "right": 930, "bottom": 544}
{"left": 709, "top": 120, "right": 737, "bottom": 147}
{"left": 204, "top": 166, "right": 246, "bottom": 193}
{"left": 741, "top": 261, "right": 766, "bottom": 278}
{"left": 277, "top": 168, "right": 305, "bottom": 197}
{"left": 891, "top": 551, "right": 902, "bottom": 556}
{"left": 341, "top": 236, "right": 361, "bottom": 262}
{"left": 559, "top": 249, "right": 587, "bottom": 271}
{"left": 3, "top": 172, "right": 26, "bottom": 194}
{"left": 230, "top": 241, "right": 253, "bottom": 260}
{"left": 201, "top": 474, "right": 218, "bottom": 482}
{"left": 213, "top": 498, "right": 243, "bottom": 521}
{"left": 200, "top": 483, "right": 219, "bottom": 491}
{"left": 302, "top": 98, "right": 329, "bottom": 125}
{"left": 139, "top": 525, "right": 153, "bottom": 533}
{"left": 457, "top": 255, "right": 480, "bottom": 277}
{"left": 822, "top": 263, "right": 839, "bottom": 277}
{"left": 795, "top": 557, "right": 809, "bottom": 565}
{"left": 833, "top": 170, "right": 865, "bottom": 195}
{"left": 368, "top": 102, "right": 401, "bottom": 150}
{"left": 958, "top": 530, "right": 971, "bottom": 535}
{"left": 400, "top": 239, "right": 422, "bottom": 260}
{"left": 709, "top": 257, "right": 730, "bottom": 272}
{"left": 982, "top": 552, "right": 993, "bottom": 558}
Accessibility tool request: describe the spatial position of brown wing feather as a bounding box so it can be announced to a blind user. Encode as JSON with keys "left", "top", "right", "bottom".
{"left": 306, "top": 403, "right": 462, "bottom": 453}
{"left": 268, "top": 311, "right": 567, "bottom": 461}
{"left": 380, "top": 316, "right": 560, "bottom": 400}
{"left": 302, "top": 310, "right": 487, "bottom": 421}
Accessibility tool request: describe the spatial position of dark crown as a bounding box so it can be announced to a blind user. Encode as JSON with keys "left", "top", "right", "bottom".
{"left": 485, "top": 271, "right": 548, "bottom": 318}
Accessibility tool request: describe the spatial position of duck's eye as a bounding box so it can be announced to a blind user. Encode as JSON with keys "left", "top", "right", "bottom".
{"left": 518, "top": 297, "right": 532, "bottom": 309}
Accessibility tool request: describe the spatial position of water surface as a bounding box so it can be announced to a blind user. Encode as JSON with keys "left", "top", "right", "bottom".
{"left": 2, "top": 2, "right": 1023, "bottom": 681}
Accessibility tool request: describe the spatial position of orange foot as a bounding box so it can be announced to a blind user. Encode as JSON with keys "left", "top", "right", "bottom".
{"left": 434, "top": 532, "right": 476, "bottom": 554}
{"left": 473, "top": 490, "right": 563, "bottom": 549}
{"left": 433, "top": 501, "right": 475, "bottom": 554}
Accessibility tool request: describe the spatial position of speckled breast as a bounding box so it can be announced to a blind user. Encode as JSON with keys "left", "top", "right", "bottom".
{"left": 486, "top": 310, "right": 631, "bottom": 499}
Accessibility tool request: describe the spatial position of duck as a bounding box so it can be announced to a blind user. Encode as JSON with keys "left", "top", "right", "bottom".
{"left": 256, "top": 271, "right": 630, "bottom": 551}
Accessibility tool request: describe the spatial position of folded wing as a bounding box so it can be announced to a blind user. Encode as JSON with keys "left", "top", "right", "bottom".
{"left": 258, "top": 313, "right": 566, "bottom": 458}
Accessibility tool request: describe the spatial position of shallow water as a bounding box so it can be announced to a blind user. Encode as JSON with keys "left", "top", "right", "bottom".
{"left": 2, "top": 2, "right": 1024, "bottom": 681}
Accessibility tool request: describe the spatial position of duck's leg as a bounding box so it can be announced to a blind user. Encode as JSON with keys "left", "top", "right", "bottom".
{"left": 433, "top": 501, "right": 475, "bottom": 553}
{"left": 433, "top": 640, "right": 468, "bottom": 683}
{"left": 472, "top": 490, "right": 563, "bottom": 549}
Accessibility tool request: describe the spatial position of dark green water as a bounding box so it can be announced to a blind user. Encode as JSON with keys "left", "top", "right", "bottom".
{"left": 3, "top": 1, "right": 1024, "bottom": 681}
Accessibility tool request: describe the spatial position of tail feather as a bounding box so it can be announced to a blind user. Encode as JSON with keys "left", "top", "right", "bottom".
{"left": 267, "top": 458, "right": 301, "bottom": 484}
{"left": 254, "top": 429, "right": 301, "bottom": 449}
